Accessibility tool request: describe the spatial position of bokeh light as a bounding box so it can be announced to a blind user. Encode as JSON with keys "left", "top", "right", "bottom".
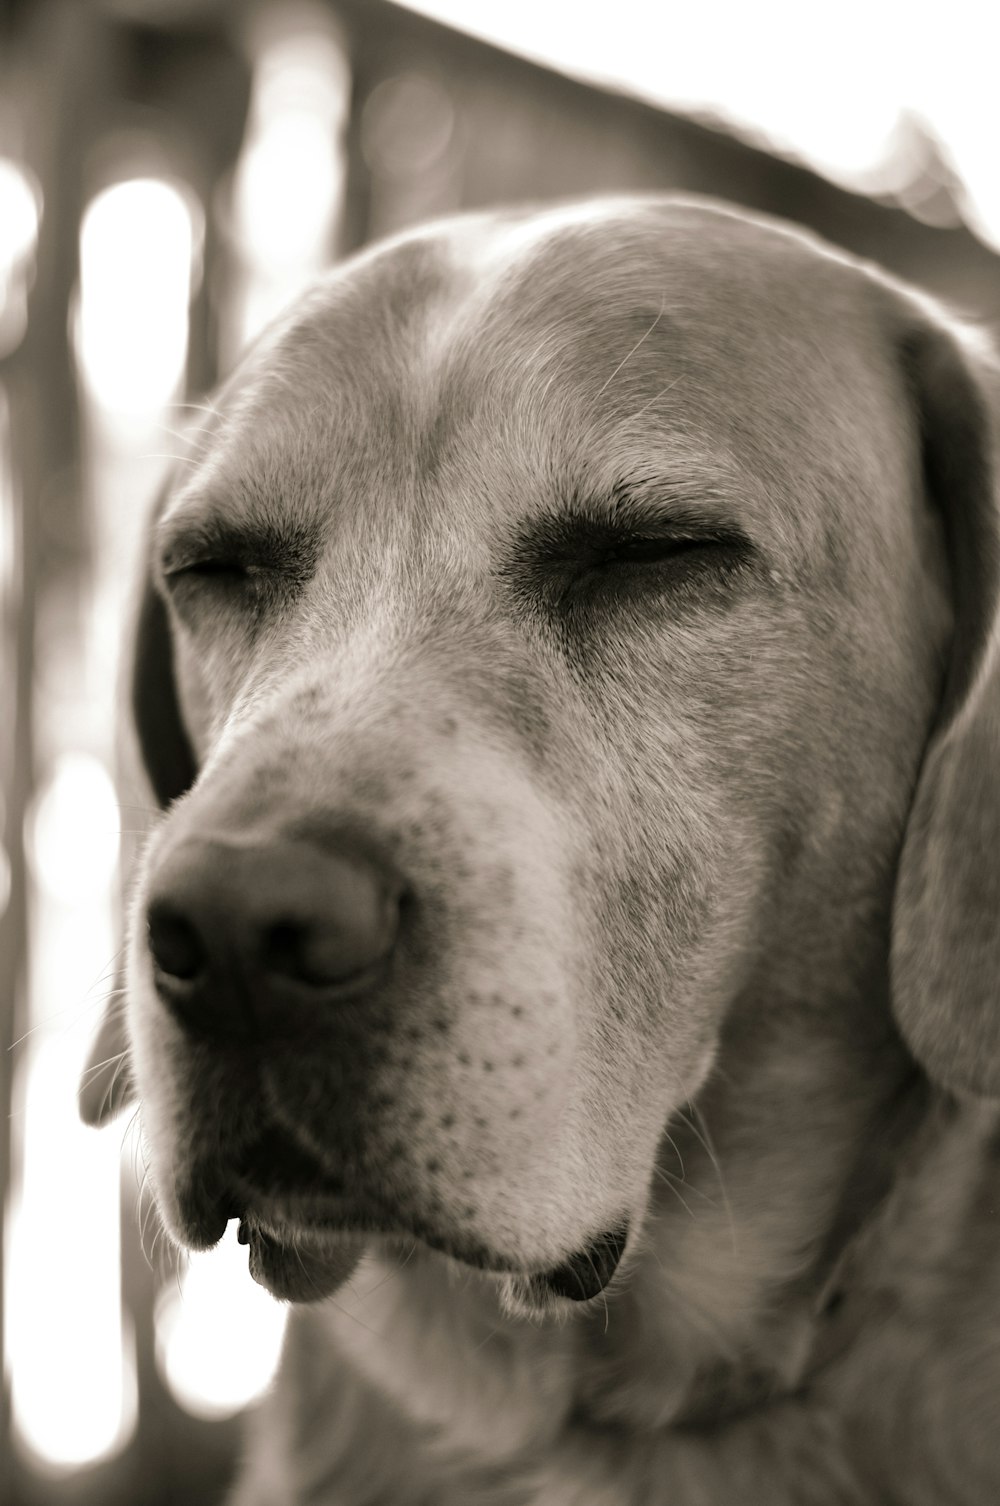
{"left": 155, "top": 1229, "right": 287, "bottom": 1422}
{"left": 8, "top": 754, "right": 135, "bottom": 1471}
{"left": 76, "top": 178, "right": 200, "bottom": 419}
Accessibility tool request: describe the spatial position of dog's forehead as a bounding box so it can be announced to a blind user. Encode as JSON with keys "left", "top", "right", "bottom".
{"left": 238, "top": 198, "right": 868, "bottom": 414}
{"left": 168, "top": 199, "right": 898, "bottom": 566}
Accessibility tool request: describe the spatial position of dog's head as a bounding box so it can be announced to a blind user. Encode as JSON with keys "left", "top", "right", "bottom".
{"left": 81, "top": 198, "right": 1000, "bottom": 1307}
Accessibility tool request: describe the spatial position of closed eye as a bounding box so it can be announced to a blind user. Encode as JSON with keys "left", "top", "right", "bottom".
{"left": 505, "top": 505, "right": 757, "bottom": 616}
{"left": 569, "top": 527, "right": 754, "bottom": 609}
{"left": 161, "top": 556, "right": 265, "bottom": 602}
{"left": 164, "top": 557, "right": 257, "bottom": 583}
{"left": 160, "top": 553, "right": 292, "bottom": 633}
{"left": 166, "top": 557, "right": 242, "bottom": 578}
{"left": 160, "top": 553, "right": 294, "bottom": 634}
{"left": 590, "top": 532, "right": 743, "bottom": 568}
{"left": 156, "top": 516, "right": 320, "bottom": 620}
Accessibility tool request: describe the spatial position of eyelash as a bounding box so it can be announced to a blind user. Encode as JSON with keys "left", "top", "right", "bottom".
{"left": 165, "top": 558, "right": 246, "bottom": 582}
{"left": 590, "top": 533, "right": 737, "bottom": 567}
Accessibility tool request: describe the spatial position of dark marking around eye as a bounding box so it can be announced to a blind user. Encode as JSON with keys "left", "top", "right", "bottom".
{"left": 180, "top": 557, "right": 246, "bottom": 576}
{"left": 157, "top": 515, "right": 321, "bottom": 622}
{"left": 159, "top": 515, "right": 320, "bottom": 583}
{"left": 502, "top": 488, "right": 757, "bottom": 618}
{"left": 170, "top": 557, "right": 250, "bottom": 585}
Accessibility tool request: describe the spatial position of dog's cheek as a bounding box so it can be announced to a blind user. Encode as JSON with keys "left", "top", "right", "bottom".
{"left": 569, "top": 769, "right": 769, "bottom": 1216}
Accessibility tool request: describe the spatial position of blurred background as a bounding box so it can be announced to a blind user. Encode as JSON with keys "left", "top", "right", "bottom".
{"left": 1, "top": 1, "right": 998, "bottom": 1501}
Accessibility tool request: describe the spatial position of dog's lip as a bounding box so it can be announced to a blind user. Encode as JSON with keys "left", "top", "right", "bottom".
{"left": 176, "top": 1166, "right": 238, "bottom": 1249}
{"left": 239, "top": 1215, "right": 366, "bottom": 1302}
{"left": 538, "top": 1221, "right": 630, "bottom": 1301}
{"left": 227, "top": 1124, "right": 422, "bottom": 1254}
{"left": 238, "top": 1191, "right": 630, "bottom": 1305}
{"left": 213, "top": 1125, "right": 632, "bottom": 1302}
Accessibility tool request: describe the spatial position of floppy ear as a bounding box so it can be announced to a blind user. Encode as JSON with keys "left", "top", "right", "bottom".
{"left": 79, "top": 526, "right": 198, "bottom": 1124}
{"left": 890, "top": 312, "right": 1000, "bottom": 1099}
{"left": 78, "top": 993, "right": 135, "bottom": 1127}
{"left": 129, "top": 569, "right": 199, "bottom": 807}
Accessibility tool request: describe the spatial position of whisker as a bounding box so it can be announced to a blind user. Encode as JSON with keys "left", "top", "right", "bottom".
{"left": 79, "top": 1048, "right": 128, "bottom": 1085}
{"left": 362, "top": 1243, "right": 416, "bottom": 1299}
{"left": 472, "top": 1325, "right": 499, "bottom": 1354}
{"left": 166, "top": 399, "right": 223, "bottom": 422}
{"left": 7, "top": 1019, "right": 52, "bottom": 1052}
{"left": 677, "top": 1102, "right": 738, "bottom": 1257}
{"left": 651, "top": 1164, "right": 697, "bottom": 1220}
{"left": 7, "top": 963, "right": 127, "bottom": 1051}
{"left": 594, "top": 300, "right": 664, "bottom": 399}
{"left": 660, "top": 1129, "right": 686, "bottom": 1182}
{"left": 627, "top": 374, "right": 683, "bottom": 423}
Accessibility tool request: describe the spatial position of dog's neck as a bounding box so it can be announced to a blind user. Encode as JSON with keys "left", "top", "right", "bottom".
{"left": 278, "top": 981, "right": 921, "bottom": 1484}
{"left": 573, "top": 999, "right": 923, "bottom": 1433}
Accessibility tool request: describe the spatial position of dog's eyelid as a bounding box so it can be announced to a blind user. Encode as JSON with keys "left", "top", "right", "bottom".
{"left": 499, "top": 497, "right": 762, "bottom": 617}
{"left": 158, "top": 518, "right": 241, "bottom": 577}
{"left": 521, "top": 506, "right": 756, "bottom": 562}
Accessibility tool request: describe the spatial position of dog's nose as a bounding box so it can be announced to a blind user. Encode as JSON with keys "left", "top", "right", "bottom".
{"left": 145, "top": 837, "right": 402, "bottom": 1040}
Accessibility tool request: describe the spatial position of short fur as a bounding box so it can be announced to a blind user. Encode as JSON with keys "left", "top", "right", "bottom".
{"left": 82, "top": 196, "right": 1000, "bottom": 1504}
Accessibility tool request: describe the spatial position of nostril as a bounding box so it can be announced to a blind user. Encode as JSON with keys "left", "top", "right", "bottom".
{"left": 148, "top": 902, "right": 206, "bottom": 981}
{"left": 262, "top": 918, "right": 389, "bottom": 988}
{"left": 263, "top": 921, "right": 314, "bottom": 983}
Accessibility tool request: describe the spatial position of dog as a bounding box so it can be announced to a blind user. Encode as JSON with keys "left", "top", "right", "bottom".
{"left": 81, "top": 195, "right": 1000, "bottom": 1503}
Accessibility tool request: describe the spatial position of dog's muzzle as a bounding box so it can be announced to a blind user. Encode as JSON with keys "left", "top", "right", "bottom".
{"left": 144, "top": 830, "right": 629, "bottom": 1306}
